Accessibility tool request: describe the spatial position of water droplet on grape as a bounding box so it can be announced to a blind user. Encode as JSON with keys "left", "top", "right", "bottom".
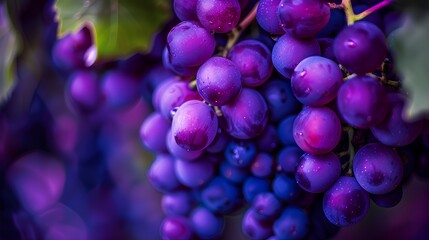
{"left": 299, "top": 70, "right": 307, "bottom": 77}
{"left": 346, "top": 40, "right": 357, "bottom": 48}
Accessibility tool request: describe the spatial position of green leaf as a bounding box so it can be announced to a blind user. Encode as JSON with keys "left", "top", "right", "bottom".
{"left": 54, "top": 0, "right": 171, "bottom": 60}
{"left": 390, "top": 14, "right": 429, "bottom": 119}
{"left": 0, "top": 3, "right": 18, "bottom": 102}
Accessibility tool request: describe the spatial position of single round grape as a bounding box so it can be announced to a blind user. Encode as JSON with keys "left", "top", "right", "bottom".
{"left": 278, "top": 0, "right": 330, "bottom": 38}
{"left": 159, "top": 80, "right": 201, "bottom": 119}
{"left": 276, "top": 145, "right": 305, "bottom": 174}
{"left": 323, "top": 176, "right": 370, "bottom": 226}
{"left": 243, "top": 176, "right": 271, "bottom": 203}
{"left": 353, "top": 142, "right": 404, "bottom": 195}
{"left": 273, "top": 206, "right": 310, "bottom": 240}
{"left": 272, "top": 174, "right": 301, "bottom": 202}
{"left": 371, "top": 185, "right": 403, "bottom": 208}
{"left": 251, "top": 153, "right": 275, "bottom": 178}
{"left": 295, "top": 152, "right": 341, "bottom": 193}
{"left": 140, "top": 112, "right": 170, "bottom": 153}
{"left": 337, "top": 75, "right": 388, "bottom": 128}
{"left": 196, "top": 0, "right": 241, "bottom": 33}
{"left": 174, "top": 157, "right": 215, "bottom": 188}
{"left": 190, "top": 207, "right": 225, "bottom": 239}
{"left": 160, "top": 216, "right": 193, "bottom": 240}
{"left": 293, "top": 106, "right": 342, "bottom": 155}
{"left": 200, "top": 177, "right": 240, "bottom": 214}
{"left": 277, "top": 114, "right": 298, "bottom": 146}
{"left": 101, "top": 70, "right": 140, "bottom": 109}
{"left": 173, "top": 0, "right": 198, "bottom": 21}
{"left": 371, "top": 93, "right": 423, "bottom": 147}
{"left": 272, "top": 33, "right": 320, "bottom": 79}
{"left": 252, "top": 192, "right": 282, "bottom": 221}
{"left": 228, "top": 39, "right": 273, "bottom": 87}
{"left": 221, "top": 88, "right": 269, "bottom": 139}
{"left": 172, "top": 100, "right": 218, "bottom": 151}
{"left": 220, "top": 161, "right": 249, "bottom": 184}
{"left": 224, "top": 139, "right": 257, "bottom": 167}
{"left": 242, "top": 208, "right": 273, "bottom": 240}
{"left": 260, "top": 79, "right": 301, "bottom": 122}
{"left": 161, "top": 191, "right": 195, "bottom": 216}
{"left": 67, "top": 71, "right": 101, "bottom": 113}
{"left": 291, "top": 56, "right": 343, "bottom": 106}
{"left": 148, "top": 154, "right": 181, "bottom": 193}
{"left": 166, "top": 21, "right": 215, "bottom": 67}
{"left": 334, "top": 21, "right": 387, "bottom": 75}
{"left": 196, "top": 56, "right": 242, "bottom": 106}
{"left": 256, "top": 0, "right": 285, "bottom": 35}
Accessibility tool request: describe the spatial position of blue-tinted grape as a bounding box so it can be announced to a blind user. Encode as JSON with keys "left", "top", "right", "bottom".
{"left": 251, "top": 153, "right": 275, "bottom": 178}
{"left": 140, "top": 112, "right": 170, "bottom": 153}
{"left": 172, "top": 100, "right": 218, "bottom": 151}
{"left": 190, "top": 206, "right": 225, "bottom": 239}
{"left": 228, "top": 39, "right": 273, "bottom": 87}
{"left": 174, "top": 0, "right": 198, "bottom": 21}
{"left": 371, "top": 93, "right": 423, "bottom": 147}
{"left": 252, "top": 192, "right": 282, "bottom": 221}
{"left": 334, "top": 21, "right": 387, "bottom": 75}
{"left": 278, "top": 0, "right": 330, "bottom": 38}
{"left": 276, "top": 145, "right": 305, "bottom": 174}
{"left": 257, "top": 124, "right": 280, "bottom": 152}
{"left": 243, "top": 176, "right": 271, "bottom": 203}
{"left": 371, "top": 185, "right": 403, "bottom": 208}
{"left": 291, "top": 56, "right": 343, "bottom": 106}
{"left": 273, "top": 206, "right": 310, "bottom": 240}
{"left": 260, "top": 79, "right": 301, "bottom": 122}
{"left": 220, "top": 161, "right": 250, "bottom": 184}
{"left": 225, "top": 139, "right": 257, "bottom": 167}
{"left": 175, "top": 157, "right": 215, "bottom": 188}
{"left": 200, "top": 177, "right": 240, "bottom": 214}
{"left": 162, "top": 191, "right": 195, "bottom": 216}
{"left": 221, "top": 88, "right": 269, "bottom": 139}
{"left": 159, "top": 80, "right": 201, "bottom": 119}
{"left": 277, "top": 114, "right": 298, "bottom": 146}
{"left": 166, "top": 21, "right": 215, "bottom": 67}
{"left": 148, "top": 154, "right": 181, "bottom": 193}
{"left": 295, "top": 152, "right": 341, "bottom": 193}
{"left": 160, "top": 216, "right": 193, "bottom": 240}
{"left": 196, "top": 0, "right": 241, "bottom": 33}
{"left": 337, "top": 75, "right": 388, "bottom": 128}
{"left": 323, "top": 176, "right": 370, "bottom": 226}
{"left": 256, "top": 0, "right": 285, "bottom": 35}
{"left": 196, "top": 56, "right": 242, "bottom": 106}
{"left": 166, "top": 129, "right": 203, "bottom": 161}
{"left": 353, "top": 142, "right": 403, "bottom": 195}
{"left": 67, "top": 70, "right": 102, "bottom": 113}
{"left": 272, "top": 33, "right": 320, "bottom": 79}
{"left": 272, "top": 174, "right": 301, "bottom": 202}
{"left": 101, "top": 70, "right": 140, "bottom": 109}
{"left": 242, "top": 208, "right": 273, "bottom": 240}
{"left": 293, "top": 106, "right": 342, "bottom": 155}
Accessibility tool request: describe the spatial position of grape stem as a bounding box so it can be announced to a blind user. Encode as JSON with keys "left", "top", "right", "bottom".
{"left": 221, "top": 1, "right": 259, "bottom": 57}
{"left": 334, "top": 0, "right": 394, "bottom": 25}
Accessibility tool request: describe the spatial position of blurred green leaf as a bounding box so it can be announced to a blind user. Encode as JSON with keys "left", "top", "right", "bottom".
{"left": 0, "top": 3, "right": 17, "bottom": 103}
{"left": 54, "top": 0, "right": 171, "bottom": 60}
{"left": 390, "top": 14, "right": 429, "bottom": 119}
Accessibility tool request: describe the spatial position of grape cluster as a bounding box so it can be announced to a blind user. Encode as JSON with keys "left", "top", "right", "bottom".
{"left": 140, "top": 0, "right": 429, "bottom": 239}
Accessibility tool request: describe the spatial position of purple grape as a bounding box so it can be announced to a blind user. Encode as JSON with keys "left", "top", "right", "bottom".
{"left": 371, "top": 185, "right": 403, "bottom": 208}
{"left": 353, "top": 143, "right": 403, "bottom": 195}
{"left": 162, "top": 191, "right": 195, "bottom": 216}
{"left": 251, "top": 153, "right": 275, "bottom": 178}
{"left": 272, "top": 174, "right": 301, "bottom": 202}
{"left": 291, "top": 56, "right": 343, "bottom": 106}
{"left": 190, "top": 207, "right": 225, "bottom": 239}
{"left": 256, "top": 124, "right": 280, "bottom": 152}
{"left": 196, "top": 0, "right": 241, "bottom": 33}
{"left": 256, "top": 0, "right": 285, "bottom": 35}
{"left": 158, "top": 80, "right": 201, "bottom": 119}
{"left": 371, "top": 93, "right": 423, "bottom": 147}
{"left": 272, "top": 33, "right": 320, "bottom": 79}
{"left": 67, "top": 70, "right": 102, "bottom": 113}
{"left": 243, "top": 176, "right": 271, "bottom": 203}
{"left": 162, "top": 47, "right": 199, "bottom": 77}
{"left": 273, "top": 206, "right": 310, "bottom": 240}
{"left": 140, "top": 112, "right": 170, "bottom": 153}
{"left": 172, "top": 100, "right": 218, "bottom": 151}
{"left": 221, "top": 88, "right": 269, "bottom": 139}
{"left": 174, "top": 156, "right": 215, "bottom": 188}
{"left": 295, "top": 152, "right": 341, "bottom": 193}
{"left": 160, "top": 216, "right": 193, "bottom": 240}
{"left": 220, "top": 161, "right": 250, "bottom": 184}
{"left": 152, "top": 77, "right": 180, "bottom": 111}
{"left": 166, "top": 21, "right": 215, "bottom": 67}
{"left": 101, "top": 70, "right": 140, "bottom": 109}
{"left": 173, "top": 0, "right": 198, "bottom": 21}
{"left": 260, "top": 79, "right": 301, "bottom": 122}
{"left": 277, "top": 114, "right": 298, "bottom": 146}
{"left": 200, "top": 177, "right": 240, "bottom": 214}
{"left": 242, "top": 208, "right": 273, "bottom": 240}
{"left": 323, "top": 176, "right": 370, "bottom": 226}
{"left": 337, "top": 75, "right": 389, "bottom": 128}
{"left": 196, "top": 56, "right": 242, "bottom": 106}
{"left": 225, "top": 139, "right": 257, "bottom": 167}
{"left": 252, "top": 192, "right": 282, "bottom": 221}
{"left": 278, "top": 0, "right": 330, "bottom": 38}
{"left": 334, "top": 21, "right": 387, "bottom": 75}
{"left": 148, "top": 154, "right": 181, "bottom": 193}
{"left": 228, "top": 40, "right": 273, "bottom": 87}
{"left": 166, "top": 129, "right": 203, "bottom": 161}
{"left": 276, "top": 145, "right": 305, "bottom": 174}
{"left": 293, "top": 106, "right": 342, "bottom": 155}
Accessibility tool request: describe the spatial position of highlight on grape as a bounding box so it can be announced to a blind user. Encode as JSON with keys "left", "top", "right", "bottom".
{"left": 1, "top": 0, "right": 429, "bottom": 239}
